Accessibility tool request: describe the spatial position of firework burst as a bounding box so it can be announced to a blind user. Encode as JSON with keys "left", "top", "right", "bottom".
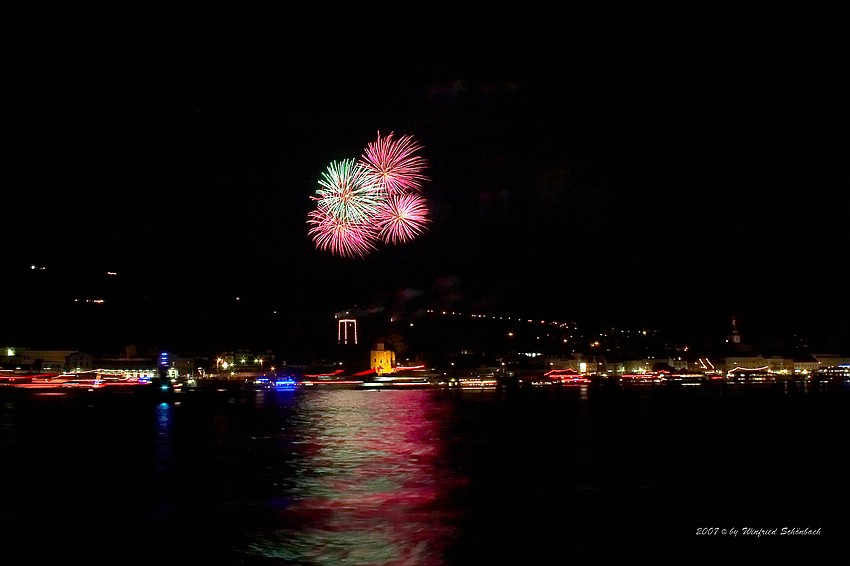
{"left": 314, "top": 158, "right": 383, "bottom": 223}
{"left": 308, "top": 132, "right": 431, "bottom": 258}
{"left": 376, "top": 192, "right": 431, "bottom": 245}
{"left": 360, "top": 131, "right": 429, "bottom": 196}
{"left": 307, "top": 208, "right": 379, "bottom": 259}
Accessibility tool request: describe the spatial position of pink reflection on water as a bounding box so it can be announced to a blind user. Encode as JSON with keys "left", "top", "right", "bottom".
{"left": 238, "top": 390, "right": 467, "bottom": 565}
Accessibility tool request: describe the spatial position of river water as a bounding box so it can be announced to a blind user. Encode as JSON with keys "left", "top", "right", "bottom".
{"left": 1, "top": 382, "right": 847, "bottom": 564}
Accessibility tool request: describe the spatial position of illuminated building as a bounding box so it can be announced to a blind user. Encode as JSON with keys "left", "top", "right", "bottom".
{"left": 370, "top": 342, "right": 395, "bottom": 375}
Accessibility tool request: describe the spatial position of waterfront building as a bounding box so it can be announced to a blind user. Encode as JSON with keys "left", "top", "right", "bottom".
{"left": 95, "top": 355, "right": 159, "bottom": 379}
{"left": 790, "top": 354, "right": 819, "bottom": 375}
{"left": 370, "top": 341, "right": 395, "bottom": 375}
{"left": 541, "top": 354, "right": 586, "bottom": 372}
{"left": 812, "top": 353, "right": 850, "bottom": 368}
{"left": 66, "top": 351, "right": 94, "bottom": 371}
{"left": 1, "top": 347, "right": 91, "bottom": 372}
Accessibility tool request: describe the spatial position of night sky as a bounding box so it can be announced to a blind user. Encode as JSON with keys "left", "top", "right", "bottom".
{"left": 5, "top": 7, "right": 849, "bottom": 357}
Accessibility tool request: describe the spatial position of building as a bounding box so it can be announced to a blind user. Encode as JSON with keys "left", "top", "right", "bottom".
{"left": 370, "top": 342, "right": 395, "bottom": 375}
{"left": 1, "top": 346, "right": 90, "bottom": 372}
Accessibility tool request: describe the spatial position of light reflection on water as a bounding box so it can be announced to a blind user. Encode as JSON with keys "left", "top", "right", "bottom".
{"left": 233, "top": 390, "right": 464, "bottom": 565}
{"left": 2, "top": 382, "right": 848, "bottom": 563}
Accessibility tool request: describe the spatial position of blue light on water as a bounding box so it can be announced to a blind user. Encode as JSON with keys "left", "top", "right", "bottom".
{"left": 274, "top": 377, "right": 298, "bottom": 390}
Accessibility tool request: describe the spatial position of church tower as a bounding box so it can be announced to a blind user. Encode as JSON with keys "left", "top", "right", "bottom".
{"left": 728, "top": 316, "right": 742, "bottom": 346}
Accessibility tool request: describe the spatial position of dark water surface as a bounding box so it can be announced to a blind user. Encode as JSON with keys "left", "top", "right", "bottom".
{"left": 2, "top": 383, "right": 848, "bottom": 564}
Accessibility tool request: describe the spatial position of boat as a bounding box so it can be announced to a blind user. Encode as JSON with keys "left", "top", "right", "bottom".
{"left": 299, "top": 369, "right": 364, "bottom": 389}
{"left": 619, "top": 372, "right": 667, "bottom": 386}
{"left": 544, "top": 368, "right": 592, "bottom": 385}
{"left": 245, "top": 375, "right": 299, "bottom": 391}
{"left": 444, "top": 376, "right": 499, "bottom": 389}
{"left": 0, "top": 371, "right": 155, "bottom": 400}
{"left": 726, "top": 366, "right": 777, "bottom": 384}
{"left": 360, "top": 375, "right": 435, "bottom": 389}
{"left": 0, "top": 373, "right": 71, "bottom": 397}
{"left": 299, "top": 377, "right": 364, "bottom": 389}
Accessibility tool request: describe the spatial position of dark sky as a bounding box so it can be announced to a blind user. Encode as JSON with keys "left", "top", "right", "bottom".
{"left": 5, "top": 6, "right": 849, "bottom": 356}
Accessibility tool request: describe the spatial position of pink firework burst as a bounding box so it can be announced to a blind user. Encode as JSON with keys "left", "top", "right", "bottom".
{"left": 376, "top": 192, "right": 431, "bottom": 245}
{"left": 359, "top": 131, "right": 429, "bottom": 196}
{"left": 307, "top": 208, "right": 379, "bottom": 259}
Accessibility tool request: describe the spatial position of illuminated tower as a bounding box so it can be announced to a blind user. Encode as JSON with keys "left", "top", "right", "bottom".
{"left": 338, "top": 318, "right": 358, "bottom": 345}
{"left": 729, "top": 316, "right": 742, "bottom": 345}
{"left": 371, "top": 341, "right": 395, "bottom": 375}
